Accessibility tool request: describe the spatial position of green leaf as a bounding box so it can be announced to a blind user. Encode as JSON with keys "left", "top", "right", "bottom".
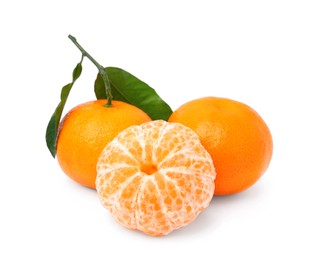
{"left": 45, "top": 62, "right": 82, "bottom": 158}
{"left": 94, "top": 67, "right": 173, "bottom": 121}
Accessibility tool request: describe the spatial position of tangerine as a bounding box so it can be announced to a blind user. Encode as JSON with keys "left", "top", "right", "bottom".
{"left": 96, "top": 120, "right": 216, "bottom": 236}
{"left": 168, "top": 97, "right": 273, "bottom": 195}
{"left": 56, "top": 99, "right": 151, "bottom": 188}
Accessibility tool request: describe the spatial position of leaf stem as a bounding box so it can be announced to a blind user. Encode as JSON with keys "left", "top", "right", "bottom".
{"left": 68, "top": 35, "right": 112, "bottom": 107}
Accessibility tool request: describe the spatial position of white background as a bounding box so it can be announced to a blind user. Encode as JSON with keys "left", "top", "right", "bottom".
{"left": 1, "top": 0, "right": 317, "bottom": 259}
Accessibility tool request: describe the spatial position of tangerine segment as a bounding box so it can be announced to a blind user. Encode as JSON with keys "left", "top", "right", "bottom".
{"left": 96, "top": 120, "right": 216, "bottom": 236}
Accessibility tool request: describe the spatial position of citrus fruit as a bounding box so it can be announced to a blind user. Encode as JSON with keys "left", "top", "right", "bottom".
{"left": 96, "top": 120, "right": 216, "bottom": 236}
{"left": 56, "top": 99, "right": 151, "bottom": 188}
{"left": 168, "top": 97, "right": 273, "bottom": 195}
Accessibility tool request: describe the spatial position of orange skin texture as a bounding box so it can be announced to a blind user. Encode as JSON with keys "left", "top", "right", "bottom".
{"left": 168, "top": 97, "right": 273, "bottom": 195}
{"left": 56, "top": 100, "right": 151, "bottom": 188}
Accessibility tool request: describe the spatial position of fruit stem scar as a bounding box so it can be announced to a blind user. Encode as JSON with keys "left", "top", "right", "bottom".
{"left": 68, "top": 35, "right": 113, "bottom": 107}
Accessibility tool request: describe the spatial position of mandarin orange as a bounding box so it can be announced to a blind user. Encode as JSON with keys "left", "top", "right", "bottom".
{"left": 168, "top": 97, "right": 273, "bottom": 195}
{"left": 96, "top": 120, "right": 216, "bottom": 236}
{"left": 56, "top": 100, "right": 151, "bottom": 188}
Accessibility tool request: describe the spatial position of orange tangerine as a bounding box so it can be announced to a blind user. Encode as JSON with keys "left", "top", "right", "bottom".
{"left": 96, "top": 120, "right": 216, "bottom": 236}
{"left": 56, "top": 100, "right": 151, "bottom": 188}
{"left": 169, "top": 97, "right": 273, "bottom": 195}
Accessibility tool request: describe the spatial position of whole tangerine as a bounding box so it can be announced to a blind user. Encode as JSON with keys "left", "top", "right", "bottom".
{"left": 168, "top": 96, "right": 273, "bottom": 195}
{"left": 56, "top": 99, "right": 151, "bottom": 188}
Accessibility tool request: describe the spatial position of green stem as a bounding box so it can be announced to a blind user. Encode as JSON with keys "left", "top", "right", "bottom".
{"left": 68, "top": 35, "right": 112, "bottom": 107}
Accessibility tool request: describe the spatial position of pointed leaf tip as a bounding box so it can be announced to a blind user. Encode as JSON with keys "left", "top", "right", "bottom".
{"left": 45, "top": 62, "right": 82, "bottom": 157}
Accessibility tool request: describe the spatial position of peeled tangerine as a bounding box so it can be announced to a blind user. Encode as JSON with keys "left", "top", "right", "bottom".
{"left": 96, "top": 120, "right": 216, "bottom": 236}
